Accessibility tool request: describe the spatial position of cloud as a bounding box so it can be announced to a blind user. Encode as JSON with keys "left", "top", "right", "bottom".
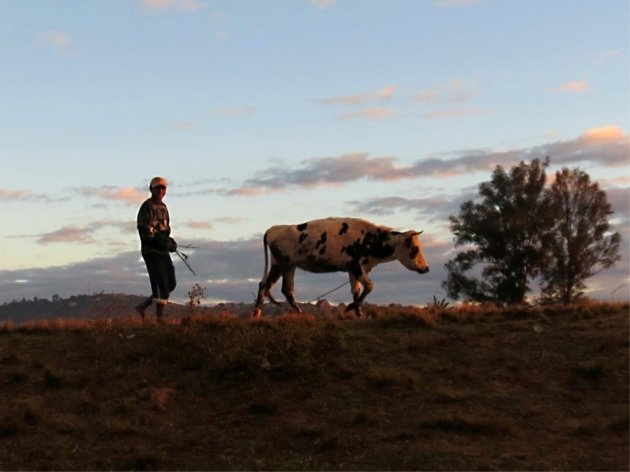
{"left": 580, "top": 125, "right": 625, "bottom": 143}
{"left": 226, "top": 125, "right": 628, "bottom": 194}
{"left": 187, "top": 221, "right": 213, "bottom": 230}
{"left": 605, "top": 187, "right": 630, "bottom": 220}
{"left": 551, "top": 79, "right": 589, "bottom": 93}
{"left": 137, "top": 0, "right": 206, "bottom": 13}
{"left": 415, "top": 79, "right": 480, "bottom": 104}
{"left": 320, "top": 85, "right": 396, "bottom": 121}
{"left": 309, "top": 0, "right": 337, "bottom": 9}
{"left": 415, "top": 80, "right": 482, "bottom": 120}
{"left": 228, "top": 151, "right": 509, "bottom": 195}
{"left": 27, "top": 219, "right": 135, "bottom": 247}
{"left": 348, "top": 195, "right": 470, "bottom": 223}
{"left": 38, "top": 31, "right": 72, "bottom": 49}
{"left": 541, "top": 125, "right": 629, "bottom": 167}
{"left": 37, "top": 227, "right": 95, "bottom": 245}
{"left": 0, "top": 189, "right": 35, "bottom": 201}
{"left": 320, "top": 85, "right": 396, "bottom": 106}
{"left": 339, "top": 108, "right": 395, "bottom": 121}
{"left": 72, "top": 186, "right": 147, "bottom": 206}
{"left": 229, "top": 153, "right": 415, "bottom": 195}
{"left": 0, "top": 188, "right": 67, "bottom": 203}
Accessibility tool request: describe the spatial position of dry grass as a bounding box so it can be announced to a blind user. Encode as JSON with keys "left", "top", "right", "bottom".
{"left": 0, "top": 301, "right": 627, "bottom": 470}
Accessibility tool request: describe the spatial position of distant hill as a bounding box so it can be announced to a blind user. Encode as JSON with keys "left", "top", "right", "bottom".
{"left": 0, "top": 293, "right": 336, "bottom": 324}
{"left": 0, "top": 294, "right": 149, "bottom": 324}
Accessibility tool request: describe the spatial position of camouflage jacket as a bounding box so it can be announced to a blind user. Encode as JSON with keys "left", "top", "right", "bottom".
{"left": 137, "top": 198, "right": 171, "bottom": 254}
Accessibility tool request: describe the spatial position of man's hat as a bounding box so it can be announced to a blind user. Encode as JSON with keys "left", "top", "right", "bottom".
{"left": 149, "top": 176, "right": 168, "bottom": 189}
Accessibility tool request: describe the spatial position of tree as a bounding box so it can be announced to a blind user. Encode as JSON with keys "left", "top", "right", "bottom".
{"left": 443, "top": 158, "right": 552, "bottom": 305}
{"left": 540, "top": 168, "right": 621, "bottom": 303}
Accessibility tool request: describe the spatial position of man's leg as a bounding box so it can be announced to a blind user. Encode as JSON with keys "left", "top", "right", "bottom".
{"left": 156, "top": 301, "right": 166, "bottom": 323}
{"left": 135, "top": 297, "right": 152, "bottom": 321}
{"left": 153, "top": 254, "right": 174, "bottom": 322}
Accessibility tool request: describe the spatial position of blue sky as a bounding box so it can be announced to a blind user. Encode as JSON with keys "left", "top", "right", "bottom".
{"left": 1, "top": 0, "right": 628, "bottom": 307}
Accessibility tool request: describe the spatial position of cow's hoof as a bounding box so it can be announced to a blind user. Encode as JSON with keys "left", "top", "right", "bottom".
{"left": 252, "top": 309, "right": 262, "bottom": 318}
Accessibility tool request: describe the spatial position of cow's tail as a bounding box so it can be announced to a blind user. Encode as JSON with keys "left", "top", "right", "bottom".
{"left": 261, "top": 231, "right": 270, "bottom": 282}
{"left": 253, "top": 232, "right": 271, "bottom": 317}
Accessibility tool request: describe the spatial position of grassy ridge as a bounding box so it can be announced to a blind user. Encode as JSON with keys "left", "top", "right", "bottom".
{"left": 0, "top": 302, "right": 628, "bottom": 470}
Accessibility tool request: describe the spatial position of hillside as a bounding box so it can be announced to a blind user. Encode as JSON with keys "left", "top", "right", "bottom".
{"left": 0, "top": 302, "right": 628, "bottom": 470}
{"left": 0, "top": 293, "right": 308, "bottom": 324}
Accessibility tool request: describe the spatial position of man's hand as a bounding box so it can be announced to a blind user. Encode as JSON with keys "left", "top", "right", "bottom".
{"left": 167, "top": 237, "right": 178, "bottom": 253}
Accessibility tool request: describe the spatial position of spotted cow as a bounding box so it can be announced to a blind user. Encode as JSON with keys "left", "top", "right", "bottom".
{"left": 252, "top": 217, "right": 429, "bottom": 317}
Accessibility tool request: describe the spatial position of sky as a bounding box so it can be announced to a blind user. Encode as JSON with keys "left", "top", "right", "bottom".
{"left": 1, "top": 0, "right": 628, "bottom": 308}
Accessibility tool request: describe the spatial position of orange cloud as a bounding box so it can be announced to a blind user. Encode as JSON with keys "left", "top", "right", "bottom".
{"left": 552, "top": 79, "right": 589, "bottom": 93}
{"left": 39, "top": 31, "right": 71, "bottom": 49}
{"left": 580, "top": 125, "right": 625, "bottom": 143}
{"left": 321, "top": 85, "right": 396, "bottom": 106}
{"left": 188, "top": 221, "right": 213, "bottom": 229}
{"left": 0, "top": 189, "right": 31, "bottom": 201}
{"left": 38, "top": 227, "right": 94, "bottom": 244}
{"left": 416, "top": 79, "right": 480, "bottom": 104}
{"left": 101, "top": 187, "right": 147, "bottom": 205}
{"left": 340, "top": 108, "right": 394, "bottom": 121}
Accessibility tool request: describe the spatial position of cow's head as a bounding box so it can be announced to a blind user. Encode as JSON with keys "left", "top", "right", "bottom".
{"left": 393, "top": 230, "right": 429, "bottom": 274}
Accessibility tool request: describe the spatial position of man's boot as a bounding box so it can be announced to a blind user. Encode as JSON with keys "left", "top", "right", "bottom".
{"left": 135, "top": 297, "right": 152, "bottom": 321}
{"left": 156, "top": 303, "right": 166, "bottom": 323}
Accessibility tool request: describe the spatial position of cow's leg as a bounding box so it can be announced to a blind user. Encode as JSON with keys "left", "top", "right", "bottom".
{"left": 253, "top": 265, "right": 282, "bottom": 317}
{"left": 346, "top": 276, "right": 363, "bottom": 317}
{"left": 265, "top": 265, "right": 283, "bottom": 306}
{"left": 345, "top": 271, "right": 373, "bottom": 317}
{"left": 281, "top": 266, "right": 302, "bottom": 313}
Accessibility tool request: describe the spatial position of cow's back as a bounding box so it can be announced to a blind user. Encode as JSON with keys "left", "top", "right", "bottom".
{"left": 266, "top": 218, "right": 391, "bottom": 273}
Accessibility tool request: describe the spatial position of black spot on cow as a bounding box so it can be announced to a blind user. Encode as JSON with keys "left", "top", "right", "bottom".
{"left": 409, "top": 246, "right": 419, "bottom": 258}
{"left": 298, "top": 233, "right": 308, "bottom": 244}
{"left": 297, "top": 223, "right": 308, "bottom": 232}
{"left": 345, "top": 231, "right": 394, "bottom": 262}
{"left": 315, "top": 232, "right": 327, "bottom": 249}
{"left": 319, "top": 245, "right": 326, "bottom": 255}
{"left": 339, "top": 222, "right": 349, "bottom": 235}
{"left": 340, "top": 246, "right": 346, "bottom": 253}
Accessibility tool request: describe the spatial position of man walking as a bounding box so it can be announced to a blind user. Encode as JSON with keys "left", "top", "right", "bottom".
{"left": 135, "top": 176, "right": 177, "bottom": 322}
